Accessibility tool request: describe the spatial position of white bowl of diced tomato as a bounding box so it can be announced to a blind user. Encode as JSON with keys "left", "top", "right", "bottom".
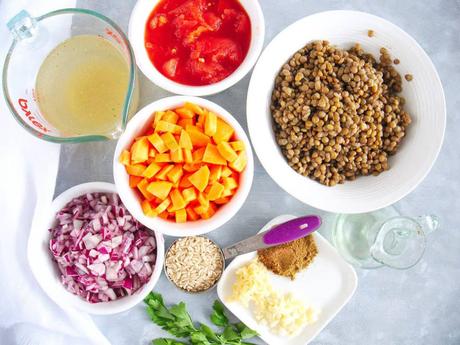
{"left": 128, "top": 0, "right": 265, "bottom": 96}
{"left": 113, "top": 96, "right": 254, "bottom": 236}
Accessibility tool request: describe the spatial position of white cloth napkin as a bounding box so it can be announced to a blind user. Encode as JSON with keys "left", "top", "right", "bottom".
{"left": 0, "top": 1, "right": 110, "bottom": 344}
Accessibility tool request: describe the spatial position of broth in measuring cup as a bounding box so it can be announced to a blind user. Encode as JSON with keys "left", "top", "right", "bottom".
{"left": 35, "top": 35, "right": 129, "bottom": 136}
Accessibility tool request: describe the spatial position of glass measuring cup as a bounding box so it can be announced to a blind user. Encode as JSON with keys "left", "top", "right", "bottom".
{"left": 2, "top": 9, "right": 139, "bottom": 143}
{"left": 332, "top": 207, "right": 440, "bottom": 269}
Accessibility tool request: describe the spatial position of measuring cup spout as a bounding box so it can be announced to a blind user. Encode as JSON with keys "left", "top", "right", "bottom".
{"left": 415, "top": 215, "right": 440, "bottom": 235}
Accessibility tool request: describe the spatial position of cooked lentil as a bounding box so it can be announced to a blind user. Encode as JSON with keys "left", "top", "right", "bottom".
{"left": 367, "top": 29, "right": 375, "bottom": 37}
{"left": 405, "top": 73, "right": 413, "bottom": 81}
{"left": 270, "top": 40, "right": 412, "bottom": 186}
{"left": 165, "top": 236, "right": 224, "bottom": 292}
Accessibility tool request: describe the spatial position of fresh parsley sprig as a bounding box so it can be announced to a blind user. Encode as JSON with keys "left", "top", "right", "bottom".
{"left": 144, "top": 292, "right": 258, "bottom": 345}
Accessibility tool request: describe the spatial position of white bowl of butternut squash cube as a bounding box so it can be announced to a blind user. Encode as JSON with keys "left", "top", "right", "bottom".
{"left": 113, "top": 96, "right": 254, "bottom": 236}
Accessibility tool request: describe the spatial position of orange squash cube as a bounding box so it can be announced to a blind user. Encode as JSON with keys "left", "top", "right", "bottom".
{"left": 197, "top": 192, "right": 209, "bottom": 208}
{"left": 148, "top": 133, "right": 168, "bottom": 153}
{"left": 204, "top": 111, "right": 217, "bottom": 136}
{"left": 179, "top": 130, "right": 193, "bottom": 149}
{"left": 156, "top": 120, "right": 181, "bottom": 134}
{"left": 194, "top": 204, "right": 209, "bottom": 215}
{"left": 209, "top": 165, "right": 222, "bottom": 183}
{"left": 214, "top": 196, "right": 230, "bottom": 205}
{"left": 153, "top": 111, "right": 165, "bottom": 126}
{"left": 230, "top": 140, "right": 245, "bottom": 151}
{"left": 192, "top": 147, "right": 206, "bottom": 163}
{"left": 126, "top": 164, "right": 147, "bottom": 177}
{"left": 142, "top": 162, "right": 162, "bottom": 178}
{"left": 137, "top": 178, "right": 155, "bottom": 201}
{"left": 158, "top": 210, "right": 169, "bottom": 219}
{"left": 186, "top": 207, "right": 200, "bottom": 221}
{"left": 188, "top": 165, "right": 210, "bottom": 192}
{"left": 119, "top": 150, "right": 131, "bottom": 165}
{"left": 155, "top": 198, "right": 171, "bottom": 214}
{"left": 167, "top": 165, "right": 183, "bottom": 183}
{"left": 156, "top": 165, "right": 174, "bottom": 180}
{"left": 222, "top": 176, "right": 238, "bottom": 190}
{"left": 129, "top": 175, "right": 143, "bottom": 188}
{"left": 131, "top": 137, "right": 149, "bottom": 163}
{"left": 176, "top": 107, "right": 195, "bottom": 119}
{"left": 203, "top": 144, "right": 226, "bottom": 165}
{"left": 170, "top": 149, "right": 184, "bottom": 163}
{"left": 141, "top": 199, "right": 156, "bottom": 217}
{"left": 163, "top": 110, "right": 179, "bottom": 124}
{"left": 178, "top": 118, "right": 194, "bottom": 128}
{"left": 197, "top": 113, "right": 206, "bottom": 127}
{"left": 183, "top": 148, "right": 193, "bottom": 163}
{"left": 201, "top": 202, "right": 217, "bottom": 219}
{"left": 229, "top": 151, "right": 247, "bottom": 172}
{"left": 146, "top": 181, "right": 173, "bottom": 200}
{"left": 186, "top": 126, "right": 210, "bottom": 147}
{"left": 182, "top": 187, "right": 197, "bottom": 203}
{"left": 221, "top": 166, "right": 233, "bottom": 177}
{"left": 148, "top": 148, "right": 156, "bottom": 158}
{"left": 175, "top": 208, "right": 187, "bottom": 223}
{"left": 170, "top": 188, "right": 186, "bottom": 210}
{"left": 154, "top": 153, "right": 171, "bottom": 163}
{"left": 207, "top": 182, "right": 225, "bottom": 201}
{"left": 184, "top": 102, "right": 205, "bottom": 116}
{"left": 161, "top": 132, "right": 179, "bottom": 151}
{"left": 212, "top": 118, "right": 234, "bottom": 143}
{"left": 221, "top": 188, "right": 235, "bottom": 198}
{"left": 217, "top": 142, "right": 238, "bottom": 162}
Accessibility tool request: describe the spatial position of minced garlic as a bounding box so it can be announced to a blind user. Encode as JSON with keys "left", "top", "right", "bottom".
{"left": 229, "top": 259, "right": 319, "bottom": 336}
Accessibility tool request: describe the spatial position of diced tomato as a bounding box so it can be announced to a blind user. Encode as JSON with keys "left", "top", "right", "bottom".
{"left": 194, "top": 37, "right": 241, "bottom": 64}
{"left": 168, "top": 0, "right": 207, "bottom": 22}
{"left": 187, "top": 59, "right": 226, "bottom": 84}
{"left": 222, "top": 8, "right": 249, "bottom": 33}
{"left": 163, "top": 58, "right": 179, "bottom": 77}
{"left": 145, "top": 0, "right": 251, "bottom": 86}
{"left": 203, "top": 12, "right": 222, "bottom": 31}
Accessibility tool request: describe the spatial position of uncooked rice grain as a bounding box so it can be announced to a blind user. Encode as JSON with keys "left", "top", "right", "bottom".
{"left": 165, "top": 236, "right": 223, "bottom": 292}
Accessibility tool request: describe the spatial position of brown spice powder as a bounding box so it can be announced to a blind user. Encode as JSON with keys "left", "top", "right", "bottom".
{"left": 258, "top": 235, "right": 318, "bottom": 280}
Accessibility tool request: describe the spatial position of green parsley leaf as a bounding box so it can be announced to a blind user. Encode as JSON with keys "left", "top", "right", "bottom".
{"left": 145, "top": 293, "right": 258, "bottom": 345}
{"left": 233, "top": 323, "right": 258, "bottom": 339}
{"left": 210, "top": 300, "right": 228, "bottom": 327}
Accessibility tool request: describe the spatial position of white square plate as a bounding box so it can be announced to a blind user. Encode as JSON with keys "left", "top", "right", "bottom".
{"left": 217, "top": 215, "right": 358, "bottom": 345}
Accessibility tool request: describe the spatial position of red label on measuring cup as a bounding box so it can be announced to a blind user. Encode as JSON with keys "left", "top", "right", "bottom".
{"left": 18, "top": 98, "right": 51, "bottom": 133}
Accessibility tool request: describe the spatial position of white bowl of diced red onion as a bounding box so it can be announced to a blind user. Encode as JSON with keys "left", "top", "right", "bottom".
{"left": 27, "top": 182, "right": 164, "bottom": 315}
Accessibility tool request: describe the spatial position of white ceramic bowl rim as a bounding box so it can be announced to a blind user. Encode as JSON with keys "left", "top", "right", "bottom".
{"left": 247, "top": 10, "right": 446, "bottom": 214}
{"left": 113, "top": 96, "right": 254, "bottom": 237}
{"left": 27, "top": 182, "right": 165, "bottom": 315}
{"left": 128, "top": 0, "right": 265, "bottom": 96}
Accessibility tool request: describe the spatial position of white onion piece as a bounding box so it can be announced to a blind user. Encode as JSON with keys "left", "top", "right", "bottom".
{"left": 49, "top": 192, "right": 156, "bottom": 303}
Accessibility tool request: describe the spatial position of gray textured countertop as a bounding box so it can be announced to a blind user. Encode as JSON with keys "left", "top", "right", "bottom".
{"left": 56, "top": 0, "right": 460, "bottom": 344}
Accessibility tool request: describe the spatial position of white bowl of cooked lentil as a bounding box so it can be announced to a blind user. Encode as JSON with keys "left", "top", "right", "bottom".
{"left": 247, "top": 10, "right": 446, "bottom": 214}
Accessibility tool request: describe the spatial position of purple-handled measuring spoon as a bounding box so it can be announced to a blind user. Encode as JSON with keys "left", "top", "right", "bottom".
{"left": 222, "top": 215, "right": 322, "bottom": 260}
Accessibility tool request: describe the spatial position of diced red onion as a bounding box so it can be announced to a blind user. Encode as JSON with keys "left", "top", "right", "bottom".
{"left": 49, "top": 192, "right": 156, "bottom": 303}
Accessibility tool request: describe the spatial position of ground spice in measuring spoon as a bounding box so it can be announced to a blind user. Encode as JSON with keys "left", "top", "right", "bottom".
{"left": 257, "top": 235, "right": 318, "bottom": 280}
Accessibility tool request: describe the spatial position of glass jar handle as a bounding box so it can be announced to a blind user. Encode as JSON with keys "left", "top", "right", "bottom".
{"left": 415, "top": 215, "right": 440, "bottom": 235}
{"left": 7, "top": 10, "right": 38, "bottom": 41}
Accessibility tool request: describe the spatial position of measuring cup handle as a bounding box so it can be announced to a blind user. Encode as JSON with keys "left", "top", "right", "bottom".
{"left": 263, "top": 215, "right": 322, "bottom": 245}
